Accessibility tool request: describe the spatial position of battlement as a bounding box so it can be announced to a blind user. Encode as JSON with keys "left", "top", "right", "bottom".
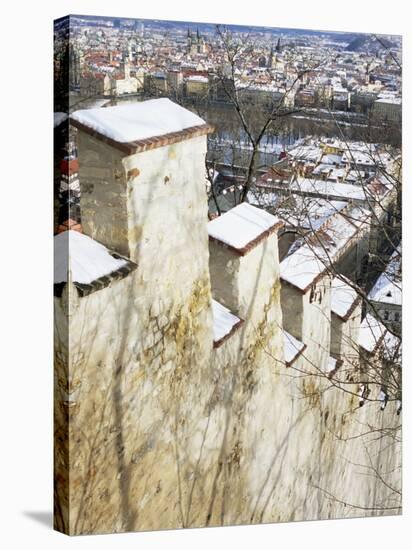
{"left": 208, "top": 203, "right": 283, "bottom": 324}
{"left": 71, "top": 98, "right": 213, "bottom": 155}
{"left": 54, "top": 99, "right": 400, "bottom": 535}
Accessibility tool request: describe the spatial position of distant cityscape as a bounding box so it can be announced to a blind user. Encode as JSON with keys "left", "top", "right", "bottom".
{"left": 54, "top": 15, "right": 401, "bottom": 123}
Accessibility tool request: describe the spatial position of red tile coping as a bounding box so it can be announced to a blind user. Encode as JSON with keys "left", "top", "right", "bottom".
{"left": 57, "top": 220, "right": 83, "bottom": 234}
{"left": 281, "top": 270, "right": 333, "bottom": 296}
{"left": 285, "top": 342, "right": 307, "bottom": 368}
{"left": 332, "top": 294, "right": 362, "bottom": 322}
{"left": 70, "top": 118, "right": 214, "bottom": 155}
{"left": 213, "top": 318, "right": 244, "bottom": 349}
{"left": 209, "top": 220, "right": 284, "bottom": 257}
{"left": 60, "top": 158, "right": 79, "bottom": 175}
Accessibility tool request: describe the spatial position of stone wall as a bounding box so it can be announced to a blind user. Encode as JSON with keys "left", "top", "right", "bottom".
{"left": 331, "top": 303, "right": 362, "bottom": 363}
{"left": 77, "top": 131, "right": 130, "bottom": 256}
{"left": 281, "top": 276, "right": 332, "bottom": 374}
{"left": 54, "top": 116, "right": 401, "bottom": 535}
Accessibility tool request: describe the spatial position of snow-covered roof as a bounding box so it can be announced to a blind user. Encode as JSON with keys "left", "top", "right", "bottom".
{"left": 288, "top": 144, "right": 321, "bottom": 163}
{"left": 289, "top": 177, "right": 369, "bottom": 202}
{"left": 248, "top": 190, "right": 347, "bottom": 232}
{"left": 280, "top": 245, "right": 325, "bottom": 291}
{"left": 71, "top": 98, "right": 206, "bottom": 144}
{"left": 375, "top": 97, "right": 401, "bottom": 105}
{"left": 368, "top": 246, "right": 402, "bottom": 306}
{"left": 208, "top": 203, "right": 282, "bottom": 255}
{"left": 187, "top": 75, "right": 209, "bottom": 83}
{"left": 212, "top": 299, "right": 243, "bottom": 346}
{"left": 358, "top": 313, "right": 401, "bottom": 359}
{"left": 283, "top": 331, "right": 305, "bottom": 366}
{"left": 54, "top": 230, "right": 132, "bottom": 286}
{"left": 312, "top": 163, "right": 333, "bottom": 175}
{"left": 280, "top": 206, "right": 370, "bottom": 291}
{"left": 331, "top": 276, "right": 359, "bottom": 320}
{"left": 321, "top": 153, "right": 342, "bottom": 165}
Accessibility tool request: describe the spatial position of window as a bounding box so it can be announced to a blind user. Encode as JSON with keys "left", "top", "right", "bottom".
{"left": 309, "top": 287, "right": 315, "bottom": 303}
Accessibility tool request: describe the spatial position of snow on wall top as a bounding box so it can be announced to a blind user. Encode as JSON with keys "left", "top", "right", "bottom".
{"left": 331, "top": 276, "right": 359, "bottom": 319}
{"left": 358, "top": 314, "right": 385, "bottom": 353}
{"left": 208, "top": 203, "right": 281, "bottom": 253}
{"left": 280, "top": 245, "right": 325, "bottom": 291}
{"left": 212, "top": 299, "right": 242, "bottom": 344}
{"left": 358, "top": 314, "right": 401, "bottom": 359}
{"left": 368, "top": 246, "right": 402, "bottom": 306}
{"left": 70, "top": 98, "right": 206, "bottom": 144}
{"left": 54, "top": 230, "right": 129, "bottom": 285}
{"left": 326, "top": 356, "right": 337, "bottom": 373}
{"left": 54, "top": 112, "right": 68, "bottom": 128}
{"left": 283, "top": 331, "right": 305, "bottom": 365}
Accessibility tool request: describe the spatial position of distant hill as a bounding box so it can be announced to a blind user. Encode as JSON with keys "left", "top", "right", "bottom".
{"left": 346, "top": 34, "right": 395, "bottom": 52}
{"left": 64, "top": 14, "right": 357, "bottom": 42}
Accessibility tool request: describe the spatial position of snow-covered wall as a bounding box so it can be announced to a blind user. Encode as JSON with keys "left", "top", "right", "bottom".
{"left": 280, "top": 274, "right": 332, "bottom": 374}
{"left": 331, "top": 304, "right": 362, "bottom": 362}
{"left": 56, "top": 121, "right": 217, "bottom": 533}
{"left": 54, "top": 117, "right": 297, "bottom": 534}
{"left": 54, "top": 102, "right": 400, "bottom": 535}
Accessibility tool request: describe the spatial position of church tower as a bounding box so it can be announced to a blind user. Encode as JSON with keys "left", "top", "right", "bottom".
{"left": 120, "top": 52, "right": 131, "bottom": 79}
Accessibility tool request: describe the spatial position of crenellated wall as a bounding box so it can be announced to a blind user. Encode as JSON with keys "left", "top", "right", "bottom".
{"left": 281, "top": 275, "right": 332, "bottom": 374}
{"left": 331, "top": 304, "right": 362, "bottom": 364}
{"left": 54, "top": 101, "right": 401, "bottom": 536}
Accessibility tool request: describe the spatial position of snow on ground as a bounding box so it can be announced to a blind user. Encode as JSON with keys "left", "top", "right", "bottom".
{"left": 283, "top": 331, "right": 305, "bottom": 365}
{"left": 71, "top": 98, "right": 205, "bottom": 143}
{"left": 212, "top": 299, "right": 241, "bottom": 343}
{"left": 331, "top": 276, "right": 358, "bottom": 319}
{"left": 54, "top": 230, "right": 128, "bottom": 285}
{"left": 208, "top": 203, "right": 280, "bottom": 251}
